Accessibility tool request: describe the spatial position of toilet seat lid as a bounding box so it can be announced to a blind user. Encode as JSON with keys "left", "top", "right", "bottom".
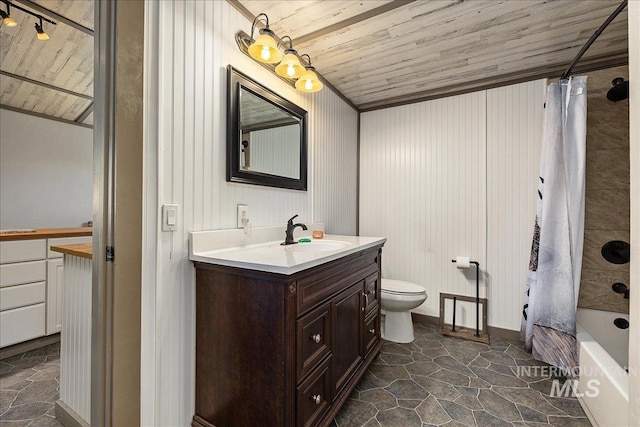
{"left": 382, "top": 279, "right": 425, "bottom": 295}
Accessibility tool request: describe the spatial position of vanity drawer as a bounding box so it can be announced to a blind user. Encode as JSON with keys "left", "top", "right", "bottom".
{"left": 0, "top": 282, "right": 46, "bottom": 311}
{"left": 363, "top": 311, "right": 380, "bottom": 357}
{"left": 297, "top": 302, "right": 331, "bottom": 381}
{"left": 0, "top": 240, "right": 46, "bottom": 264}
{"left": 297, "top": 248, "right": 380, "bottom": 315}
{"left": 0, "top": 260, "right": 46, "bottom": 287}
{"left": 364, "top": 272, "right": 379, "bottom": 314}
{"left": 297, "top": 357, "right": 331, "bottom": 427}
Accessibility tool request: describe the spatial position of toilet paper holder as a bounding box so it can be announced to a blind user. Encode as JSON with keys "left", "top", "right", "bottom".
{"left": 451, "top": 257, "right": 480, "bottom": 338}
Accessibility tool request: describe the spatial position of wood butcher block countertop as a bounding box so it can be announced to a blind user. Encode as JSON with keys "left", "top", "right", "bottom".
{"left": 0, "top": 227, "right": 92, "bottom": 241}
{"left": 50, "top": 243, "right": 93, "bottom": 260}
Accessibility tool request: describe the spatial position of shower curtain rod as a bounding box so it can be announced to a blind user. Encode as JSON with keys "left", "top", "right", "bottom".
{"left": 560, "top": 0, "right": 628, "bottom": 81}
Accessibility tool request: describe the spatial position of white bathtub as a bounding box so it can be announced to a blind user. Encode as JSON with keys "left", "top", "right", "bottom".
{"left": 576, "top": 308, "right": 629, "bottom": 427}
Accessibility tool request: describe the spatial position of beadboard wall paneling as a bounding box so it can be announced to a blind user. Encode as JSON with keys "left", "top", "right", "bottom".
{"left": 359, "top": 81, "right": 545, "bottom": 332}
{"left": 312, "top": 86, "right": 359, "bottom": 235}
{"left": 249, "top": 126, "right": 300, "bottom": 179}
{"left": 486, "top": 80, "right": 545, "bottom": 331}
{"left": 144, "top": 1, "right": 358, "bottom": 425}
{"left": 59, "top": 255, "right": 91, "bottom": 423}
{"left": 359, "top": 92, "right": 488, "bottom": 319}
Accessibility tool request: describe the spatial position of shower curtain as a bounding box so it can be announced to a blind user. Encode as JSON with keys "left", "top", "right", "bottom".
{"left": 521, "top": 76, "right": 587, "bottom": 372}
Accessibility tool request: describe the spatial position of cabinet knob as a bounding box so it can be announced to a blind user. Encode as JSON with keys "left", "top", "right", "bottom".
{"left": 311, "top": 334, "right": 321, "bottom": 343}
{"left": 312, "top": 394, "right": 322, "bottom": 405}
{"left": 369, "top": 328, "right": 375, "bottom": 334}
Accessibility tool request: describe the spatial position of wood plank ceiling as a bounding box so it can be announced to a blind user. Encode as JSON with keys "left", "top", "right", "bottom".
{"left": 234, "top": 0, "right": 629, "bottom": 110}
{"left": 0, "top": 0, "right": 94, "bottom": 127}
{"left": 0, "top": 0, "right": 630, "bottom": 124}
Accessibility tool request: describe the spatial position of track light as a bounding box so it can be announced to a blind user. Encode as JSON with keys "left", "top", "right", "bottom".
{"left": 295, "top": 55, "right": 323, "bottom": 93}
{"left": 248, "top": 13, "right": 282, "bottom": 64}
{"left": 275, "top": 36, "right": 305, "bottom": 79}
{"left": 35, "top": 17, "right": 48, "bottom": 40}
{"left": 0, "top": 3, "right": 17, "bottom": 27}
{"left": 0, "top": 0, "right": 56, "bottom": 39}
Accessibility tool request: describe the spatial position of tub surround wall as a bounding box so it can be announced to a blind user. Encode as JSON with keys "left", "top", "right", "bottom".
{"left": 360, "top": 80, "right": 544, "bottom": 332}
{"left": 578, "top": 66, "right": 630, "bottom": 314}
{"left": 142, "top": 1, "right": 359, "bottom": 425}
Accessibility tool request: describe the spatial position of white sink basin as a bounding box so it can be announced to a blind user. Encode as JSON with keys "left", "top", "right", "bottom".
{"left": 284, "top": 240, "right": 352, "bottom": 252}
{"left": 190, "top": 227, "right": 385, "bottom": 275}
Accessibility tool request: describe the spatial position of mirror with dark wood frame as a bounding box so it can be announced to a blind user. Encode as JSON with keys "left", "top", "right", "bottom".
{"left": 227, "top": 65, "right": 308, "bottom": 191}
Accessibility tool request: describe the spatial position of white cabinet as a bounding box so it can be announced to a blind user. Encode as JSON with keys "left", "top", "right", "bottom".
{"left": 0, "top": 235, "right": 91, "bottom": 347}
{"left": 46, "top": 258, "right": 64, "bottom": 334}
{"left": 0, "top": 240, "right": 47, "bottom": 347}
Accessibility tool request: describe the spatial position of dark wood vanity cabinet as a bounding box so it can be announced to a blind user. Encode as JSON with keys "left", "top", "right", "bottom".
{"left": 192, "top": 244, "right": 384, "bottom": 427}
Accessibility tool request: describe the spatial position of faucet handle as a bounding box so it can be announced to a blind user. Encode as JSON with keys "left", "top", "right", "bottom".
{"left": 287, "top": 214, "right": 299, "bottom": 225}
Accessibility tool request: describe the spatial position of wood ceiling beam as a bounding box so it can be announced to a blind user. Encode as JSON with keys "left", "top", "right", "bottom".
{"left": 0, "top": 70, "right": 93, "bottom": 101}
{"left": 294, "top": 0, "right": 417, "bottom": 45}
{"left": 75, "top": 101, "right": 94, "bottom": 124}
{"left": 358, "top": 51, "right": 629, "bottom": 112}
{"left": 14, "top": 0, "right": 93, "bottom": 36}
{"left": 1, "top": 104, "right": 93, "bottom": 129}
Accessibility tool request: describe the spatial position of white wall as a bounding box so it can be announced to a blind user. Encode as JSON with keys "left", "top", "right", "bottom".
{"left": 360, "top": 80, "right": 544, "bottom": 332}
{"left": 0, "top": 109, "right": 92, "bottom": 229}
{"left": 142, "top": 1, "right": 359, "bottom": 425}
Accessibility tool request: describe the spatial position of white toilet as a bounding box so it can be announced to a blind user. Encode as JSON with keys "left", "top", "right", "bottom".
{"left": 381, "top": 279, "right": 427, "bottom": 343}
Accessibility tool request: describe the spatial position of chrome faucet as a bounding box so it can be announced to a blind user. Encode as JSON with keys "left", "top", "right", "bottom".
{"left": 282, "top": 215, "right": 307, "bottom": 245}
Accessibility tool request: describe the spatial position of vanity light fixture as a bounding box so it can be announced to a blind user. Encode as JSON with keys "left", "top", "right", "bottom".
{"left": 295, "top": 54, "right": 323, "bottom": 93}
{"left": 0, "top": 2, "right": 17, "bottom": 27}
{"left": 0, "top": 0, "right": 56, "bottom": 39}
{"left": 248, "top": 13, "right": 282, "bottom": 64}
{"left": 275, "top": 35, "right": 305, "bottom": 79}
{"left": 241, "top": 12, "right": 323, "bottom": 93}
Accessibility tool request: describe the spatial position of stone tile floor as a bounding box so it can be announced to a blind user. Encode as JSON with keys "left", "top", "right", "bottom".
{"left": 0, "top": 325, "right": 591, "bottom": 427}
{"left": 333, "top": 323, "right": 591, "bottom": 427}
{"left": 0, "top": 342, "right": 63, "bottom": 427}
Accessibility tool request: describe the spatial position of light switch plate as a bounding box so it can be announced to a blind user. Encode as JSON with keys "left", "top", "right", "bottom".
{"left": 237, "top": 204, "right": 248, "bottom": 228}
{"left": 162, "top": 204, "right": 179, "bottom": 231}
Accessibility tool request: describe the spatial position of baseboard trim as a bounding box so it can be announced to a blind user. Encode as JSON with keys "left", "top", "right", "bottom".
{"left": 411, "top": 313, "right": 522, "bottom": 342}
{"left": 55, "top": 401, "right": 90, "bottom": 427}
{"left": 0, "top": 334, "right": 60, "bottom": 360}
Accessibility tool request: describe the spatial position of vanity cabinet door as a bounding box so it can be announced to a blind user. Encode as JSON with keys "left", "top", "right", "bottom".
{"left": 363, "top": 272, "right": 379, "bottom": 314}
{"left": 330, "top": 281, "right": 363, "bottom": 399}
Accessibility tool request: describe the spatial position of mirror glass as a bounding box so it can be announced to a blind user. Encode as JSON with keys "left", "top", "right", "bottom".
{"left": 227, "top": 66, "right": 308, "bottom": 190}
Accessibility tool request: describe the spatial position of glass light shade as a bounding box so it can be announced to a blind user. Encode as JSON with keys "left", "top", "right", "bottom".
{"left": 248, "top": 30, "right": 282, "bottom": 64}
{"left": 37, "top": 31, "right": 49, "bottom": 40}
{"left": 295, "top": 68, "right": 323, "bottom": 93}
{"left": 275, "top": 51, "right": 304, "bottom": 78}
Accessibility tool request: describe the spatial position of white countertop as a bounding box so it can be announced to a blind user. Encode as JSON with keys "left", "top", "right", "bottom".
{"left": 190, "top": 226, "right": 385, "bottom": 275}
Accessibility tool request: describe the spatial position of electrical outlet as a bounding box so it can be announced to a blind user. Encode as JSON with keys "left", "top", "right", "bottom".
{"left": 237, "top": 204, "right": 249, "bottom": 228}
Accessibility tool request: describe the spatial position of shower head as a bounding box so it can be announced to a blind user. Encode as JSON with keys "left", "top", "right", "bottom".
{"left": 606, "top": 77, "right": 629, "bottom": 102}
